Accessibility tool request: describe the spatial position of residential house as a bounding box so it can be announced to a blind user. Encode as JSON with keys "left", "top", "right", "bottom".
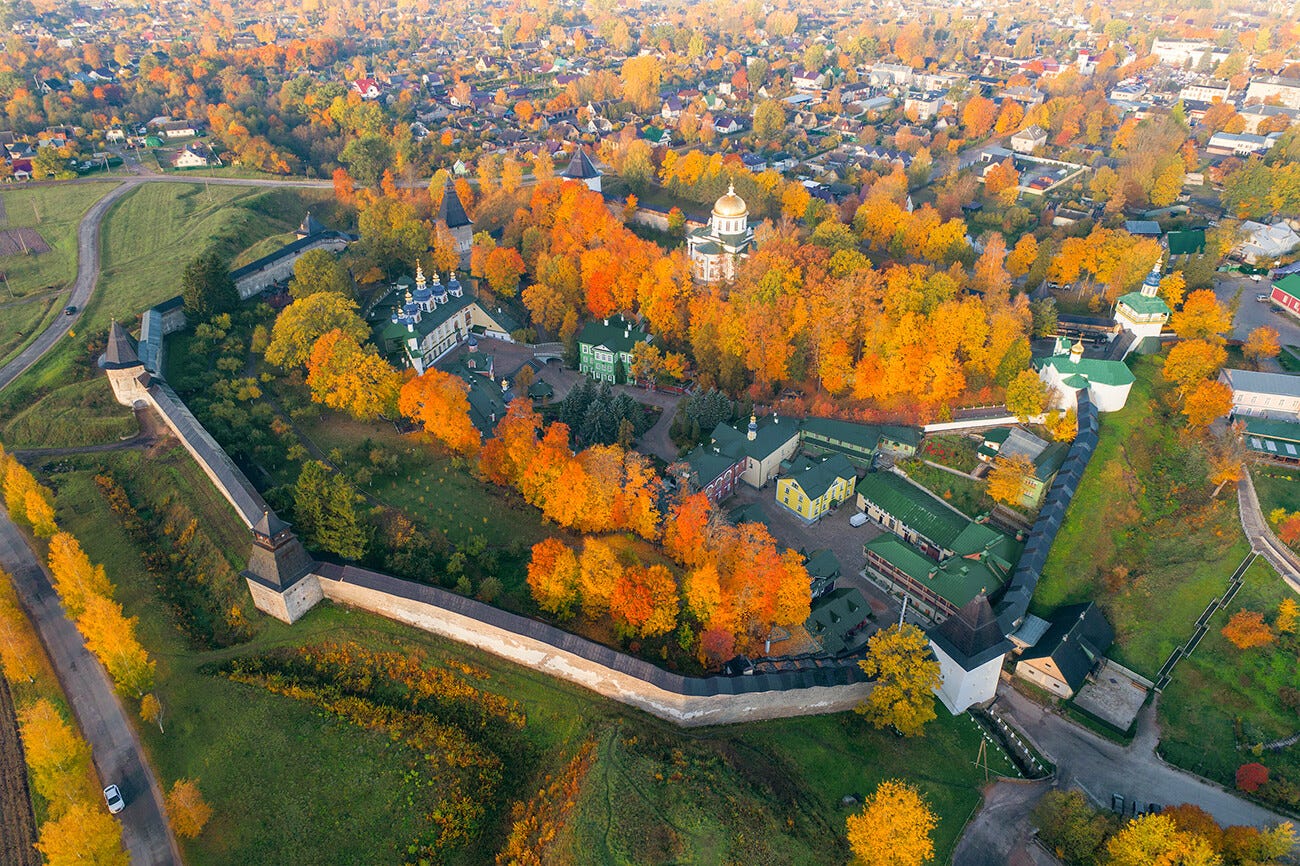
{"left": 1245, "top": 76, "right": 1300, "bottom": 111}
{"left": 775, "top": 453, "right": 857, "bottom": 523}
{"left": 1238, "top": 222, "right": 1300, "bottom": 266}
{"left": 1220, "top": 368, "right": 1300, "bottom": 420}
{"left": 351, "top": 77, "right": 383, "bottom": 100}
{"left": 707, "top": 414, "right": 802, "bottom": 489}
{"left": 1179, "top": 79, "right": 1231, "bottom": 103}
{"left": 576, "top": 315, "right": 651, "bottom": 383}
{"left": 805, "top": 588, "right": 872, "bottom": 656}
{"left": 1010, "top": 125, "right": 1048, "bottom": 154}
{"left": 171, "top": 143, "right": 213, "bottom": 169}
{"left": 1242, "top": 417, "right": 1300, "bottom": 465}
{"left": 977, "top": 427, "right": 1069, "bottom": 509}
{"left": 1014, "top": 602, "right": 1114, "bottom": 699}
{"left": 1206, "top": 132, "right": 1279, "bottom": 157}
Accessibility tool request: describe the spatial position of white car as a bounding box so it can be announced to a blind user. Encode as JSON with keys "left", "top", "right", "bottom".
{"left": 1251, "top": 274, "right": 1263, "bottom": 282}
{"left": 103, "top": 784, "right": 125, "bottom": 814}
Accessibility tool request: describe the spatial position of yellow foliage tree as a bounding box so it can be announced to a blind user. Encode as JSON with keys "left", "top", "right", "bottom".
{"left": 166, "top": 778, "right": 213, "bottom": 839}
{"left": 35, "top": 801, "right": 129, "bottom": 866}
{"left": 25, "top": 486, "right": 57, "bottom": 537}
{"left": 988, "top": 454, "right": 1035, "bottom": 506}
{"left": 265, "top": 292, "right": 369, "bottom": 369}
{"left": 18, "top": 699, "right": 93, "bottom": 812}
{"left": 577, "top": 536, "right": 622, "bottom": 618}
{"left": 0, "top": 572, "right": 43, "bottom": 684}
{"left": 77, "top": 594, "right": 155, "bottom": 698}
{"left": 1277, "top": 598, "right": 1299, "bottom": 634}
{"left": 47, "top": 532, "right": 113, "bottom": 618}
{"left": 140, "top": 693, "right": 165, "bottom": 733}
{"left": 1005, "top": 369, "right": 1047, "bottom": 420}
{"left": 1163, "top": 339, "right": 1227, "bottom": 394}
{"left": 1243, "top": 326, "right": 1281, "bottom": 366}
{"left": 1172, "top": 290, "right": 1233, "bottom": 343}
{"left": 856, "top": 624, "right": 941, "bottom": 737}
{"left": 846, "top": 779, "right": 937, "bottom": 866}
{"left": 305, "top": 329, "right": 402, "bottom": 421}
{"left": 1104, "top": 813, "right": 1222, "bottom": 866}
{"left": 1183, "top": 379, "right": 1233, "bottom": 430}
{"left": 1006, "top": 234, "right": 1038, "bottom": 278}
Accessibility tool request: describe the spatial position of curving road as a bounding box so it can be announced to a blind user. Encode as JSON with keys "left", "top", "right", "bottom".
{"left": 0, "top": 174, "right": 334, "bottom": 394}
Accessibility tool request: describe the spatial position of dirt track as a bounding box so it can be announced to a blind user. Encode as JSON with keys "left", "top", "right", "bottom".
{"left": 0, "top": 677, "right": 38, "bottom": 866}
{"left": 0, "top": 228, "right": 50, "bottom": 256}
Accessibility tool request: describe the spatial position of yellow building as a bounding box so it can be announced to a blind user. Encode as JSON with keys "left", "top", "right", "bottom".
{"left": 776, "top": 454, "right": 858, "bottom": 522}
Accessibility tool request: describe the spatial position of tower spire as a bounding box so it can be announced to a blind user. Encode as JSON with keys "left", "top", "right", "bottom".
{"left": 415, "top": 259, "right": 426, "bottom": 291}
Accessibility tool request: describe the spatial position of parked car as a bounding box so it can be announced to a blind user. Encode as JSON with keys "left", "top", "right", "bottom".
{"left": 1251, "top": 274, "right": 1263, "bottom": 282}
{"left": 103, "top": 784, "right": 124, "bottom": 814}
{"left": 1258, "top": 294, "right": 1270, "bottom": 302}
{"left": 849, "top": 512, "right": 869, "bottom": 527}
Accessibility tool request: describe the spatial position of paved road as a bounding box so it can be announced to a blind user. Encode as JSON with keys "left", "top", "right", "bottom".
{"left": 953, "top": 779, "right": 1057, "bottom": 866}
{"left": 996, "top": 686, "right": 1287, "bottom": 830}
{"left": 1215, "top": 273, "right": 1300, "bottom": 351}
{"left": 0, "top": 514, "right": 180, "bottom": 865}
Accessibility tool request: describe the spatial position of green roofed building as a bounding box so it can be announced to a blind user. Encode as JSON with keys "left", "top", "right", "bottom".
{"left": 1243, "top": 416, "right": 1300, "bottom": 464}
{"left": 577, "top": 315, "right": 652, "bottom": 384}
{"left": 799, "top": 416, "right": 920, "bottom": 467}
{"left": 858, "top": 470, "right": 1021, "bottom": 623}
{"left": 805, "top": 587, "right": 872, "bottom": 656}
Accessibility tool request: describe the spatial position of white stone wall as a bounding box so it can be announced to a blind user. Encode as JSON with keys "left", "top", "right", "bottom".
{"left": 932, "top": 643, "right": 1004, "bottom": 714}
{"left": 315, "top": 574, "right": 873, "bottom": 726}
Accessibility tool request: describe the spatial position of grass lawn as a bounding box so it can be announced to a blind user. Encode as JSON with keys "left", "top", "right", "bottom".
{"left": 1279, "top": 347, "right": 1300, "bottom": 374}
{"left": 899, "top": 458, "right": 991, "bottom": 520}
{"left": 0, "top": 295, "right": 61, "bottom": 368}
{"left": 1157, "top": 557, "right": 1300, "bottom": 790}
{"left": 1251, "top": 466, "right": 1300, "bottom": 517}
{"left": 91, "top": 182, "right": 334, "bottom": 331}
{"left": 0, "top": 182, "right": 117, "bottom": 298}
{"left": 35, "top": 444, "right": 1012, "bottom": 865}
{"left": 1, "top": 377, "right": 137, "bottom": 448}
{"left": 1031, "top": 356, "right": 1250, "bottom": 677}
{"left": 919, "top": 434, "right": 981, "bottom": 473}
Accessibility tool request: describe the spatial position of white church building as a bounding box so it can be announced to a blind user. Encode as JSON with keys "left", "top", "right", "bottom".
{"left": 687, "top": 183, "right": 755, "bottom": 283}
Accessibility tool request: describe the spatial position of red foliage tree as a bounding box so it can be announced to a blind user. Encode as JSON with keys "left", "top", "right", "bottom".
{"left": 1236, "top": 762, "right": 1269, "bottom": 793}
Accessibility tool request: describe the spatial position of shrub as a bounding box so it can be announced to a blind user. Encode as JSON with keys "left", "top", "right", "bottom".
{"left": 1237, "top": 762, "right": 1269, "bottom": 793}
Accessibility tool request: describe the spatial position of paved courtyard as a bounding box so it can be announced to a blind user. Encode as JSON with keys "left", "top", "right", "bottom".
{"left": 1213, "top": 272, "right": 1300, "bottom": 359}
{"left": 1071, "top": 659, "right": 1150, "bottom": 732}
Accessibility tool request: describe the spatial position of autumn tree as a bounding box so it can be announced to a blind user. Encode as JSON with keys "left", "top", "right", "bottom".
{"left": 1104, "top": 813, "right": 1221, "bottom": 866}
{"left": 482, "top": 246, "right": 527, "bottom": 297}
{"left": 1005, "top": 369, "right": 1047, "bottom": 420}
{"left": 1006, "top": 234, "right": 1038, "bottom": 278}
{"left": 1183, "top": 379, "right": 1232, "bottom": 429}
{"left": 0, "top": 573, "right": 43, "bottom": 684}
{"left": 1172, "top": 290, "right": 1232, "bottom": 343}
{"left": 25, "top": 486, "right": 57, "bottom": 537}
{"left": 18, "top": 698, "right": 93, "bottom": 810}
{"left": 305, "top": 329, "right": 401, "bottom": 421}
{"left": 987, "top": 454, "right": 1034, "bottom": 506}
{"left": 47, "top": 532, "right": 113, "bottom": 618}
{"left": 77, "top": 594, "right": 155, "bottom": 698}
{"left": 1032, "top": 790, "right": 1111, "bottom": 864}
{"left": 962, "top": 95, "right": 997, "bottom": 137}
{"left": 1159, "top": 272, "right": 1187, "bottom": 309}
{"left": 856, "top": 623, "right": 941, "bottom": 737}
{"left": 983, "top": 159, "right": 1020, "bottom": 206}
{"left": 1236, "top": 763, "right": 1270, "bottom": 793}
{"left": 577, "top": 536, "right": 622, "bottom": 617}
{"left": 609, "top": 563, "right": 678, "bottom": 638}
{"left": 1277, "top": 598, "right": 1298, "bottom": 634}
{"left": 141, "top": 693, "right": 164, "bottom": 733}
{"left": 1221, "top": 610, "right": 1274, "bottom": 650}
{"left": 167, "top": 778, "right": 213, "bottom": 839}
{"left": 527, "top": 538, "right": 580, "bottom": 618}
{"left": 845, "top": 779, "right": 937, "bottom": 866}
{"left": 1243, "top": 326, "right": 1281, "bottom": 366}
{"left": 398, "top": 369, "right": 481, "bottom": 456}
{"left": 288, "top": 248, "right": 352, "bottom": 300}
{"left": 266, "top": 293, "right": 369, "bottom": 369}
{"left": 36, "top": 801, "right": 128, "bottom": 866}
{"left": 1163, "top": 340, "right": 1227, "bottom": 394}
{"left": 621, "top": 55, "right": 663, "bottom": 112}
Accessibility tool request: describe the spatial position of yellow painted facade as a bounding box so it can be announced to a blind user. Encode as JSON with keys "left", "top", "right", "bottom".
{"left": 776, "top": 472, "right": 857, "bottom": 521}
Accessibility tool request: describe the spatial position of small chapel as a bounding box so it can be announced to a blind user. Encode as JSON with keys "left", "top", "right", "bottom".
{"left": 687, "top": 182, "right": 755, "bottom": 283}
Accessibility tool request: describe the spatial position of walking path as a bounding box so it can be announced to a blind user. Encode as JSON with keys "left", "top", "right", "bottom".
{"left": 0, "top": 513, "right": 180, "bottom": 865}
{"left": 1238, "top": 472, "right": 1300, "bottom": 594}
{"left": 995, "top": 685, "right": 1287, "bottom": 830}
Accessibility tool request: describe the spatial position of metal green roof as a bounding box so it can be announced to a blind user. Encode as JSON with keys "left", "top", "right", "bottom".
{"left": 577, "top": 315, "right": 652, "bottom": 355}
{"left": 1116, "top": 291, "right": 1171, "bottom": 317}
{"left": 1274, "top": 273, "right": 1300, "bottom": 301}
{"left": 865, "top": 535, "right": 1011, "bottom": 610}
{"left": 783, "top": 453, "right": 855, "bottom": 501}
{"left": 857, "top": 471, "right": 974, "bottom": 551}
{"left": 1244, "top": 416, "right": 1300, "bottom": 442}
{"left": 1039, "top": 355, "right": 1136, "bottom": 388}
{"left": 1166, "top": 229, "right": 1205, "bottom": 256}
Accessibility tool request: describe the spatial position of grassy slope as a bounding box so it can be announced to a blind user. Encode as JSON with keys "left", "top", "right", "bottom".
{"left": 1031, "top": 357, "right": 1249, "bottom": 675}
{"left": 38, "top": 440, "right": 1013, "bottom": 864}
{"left": 0, "top": 182, "right": 117, "bottom": 298}
{"left": 0, "top": 295, "right": 61, "bottom": 368}
{"left": 2, "top": 378, "right": 137, "bottom": 448}
{"left": 91, "top": 183, "right": 332, "bottom": 331}
{"left": 1158, "top": 557, "right": 1300, "bottom": 788}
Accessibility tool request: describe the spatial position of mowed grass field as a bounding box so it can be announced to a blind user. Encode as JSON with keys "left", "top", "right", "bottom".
{"left": 0, "top": 295, "right": 61, "bottom": 368}
{"left": 35, "top": 441, "right": 1015, "bottom": 865}
{"left": 0, "top": 182, "right": 117, "bottom": 298}
{"left": 1031, "top": 356, "right": 1250, "bottom": 676}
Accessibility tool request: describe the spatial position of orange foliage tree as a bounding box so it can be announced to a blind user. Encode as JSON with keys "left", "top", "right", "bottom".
{"left": 1183, "top": 379, "right": 1232, "bottom": 430}
{"left": 1221, "top": 610, "right": 1274, "bottom": 650}
{"left": 398, "top": 369, "right": 481, "bottom": 456}
{"left": 306, "top": 329, "right": 402, "bottom": 421}
{"left": 526, "top": 538, "right": 580, "bottom": 617}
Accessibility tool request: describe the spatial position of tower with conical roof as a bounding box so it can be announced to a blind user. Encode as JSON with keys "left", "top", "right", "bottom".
{"left": 435, "top": 179, "right": 473, "bottom": 267}
{"left": 242, "top": 508, "right": 320, "bottom": 623}
{"left": 562, "top": 147, "right": 602, "bottom": 192}
{"left": 99, "top": 320, "right": 152, "bottom": 406}
{"left": 928, "top": 593, "right": 1013, "bottom": 713}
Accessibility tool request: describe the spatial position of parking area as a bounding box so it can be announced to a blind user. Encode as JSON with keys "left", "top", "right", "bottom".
{"left": 725, "top": 483, "right": 911, "bottom": 628}
{"left": 1214, "top": 273, "right": 1300, "bottom": 352}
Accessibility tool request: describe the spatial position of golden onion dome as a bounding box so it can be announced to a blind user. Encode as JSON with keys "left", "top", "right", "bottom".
{"left": 713, "top": 182, "right": 748, "bottom": 218}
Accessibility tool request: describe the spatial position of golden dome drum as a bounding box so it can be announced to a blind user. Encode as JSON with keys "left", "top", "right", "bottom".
{"left": 712, "top": 182, "right": 748, "bottom": 218}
